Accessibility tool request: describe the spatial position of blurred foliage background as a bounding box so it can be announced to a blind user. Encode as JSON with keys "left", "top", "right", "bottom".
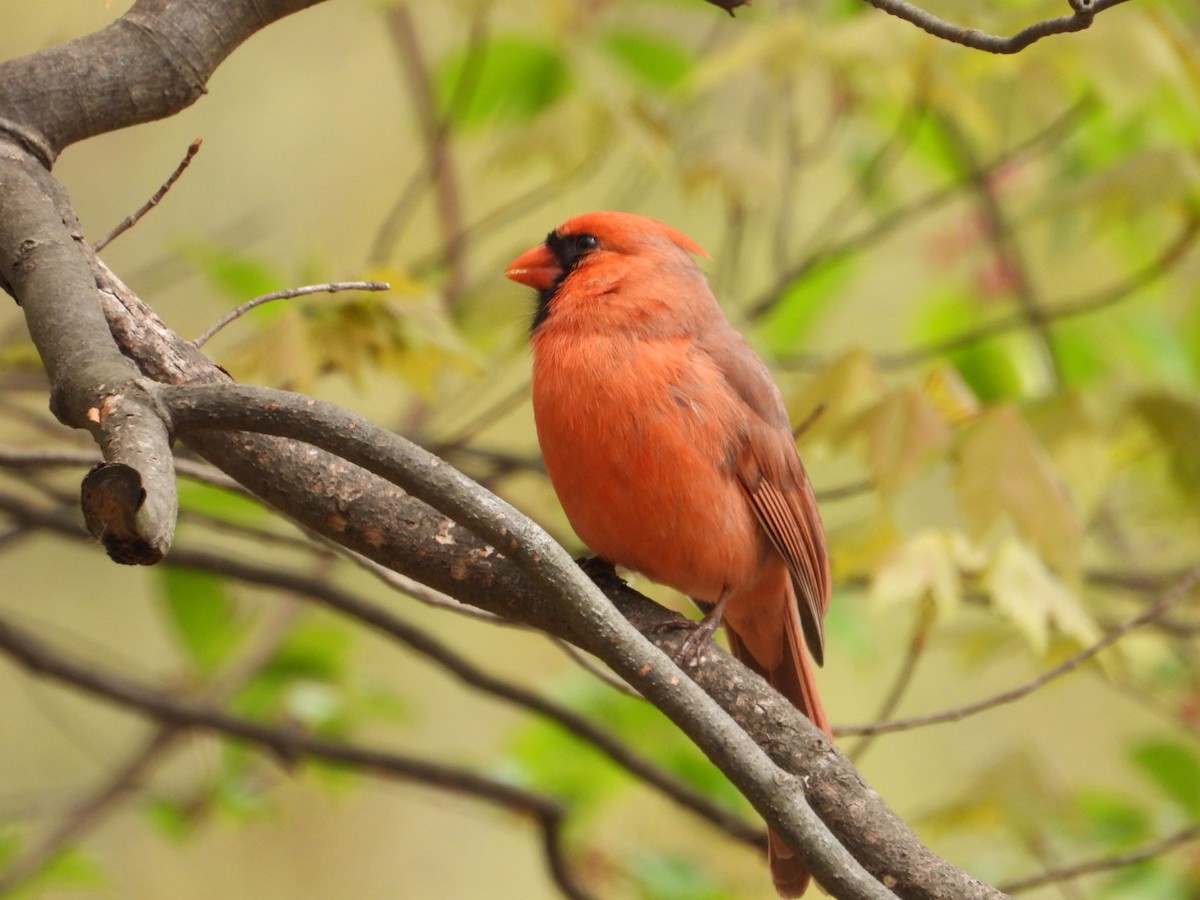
{"left": 1, "top": 0, "right": 1200, "bottom": 897}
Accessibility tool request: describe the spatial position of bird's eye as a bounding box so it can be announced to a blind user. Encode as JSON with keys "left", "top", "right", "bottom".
{"left": 574, "top": 234, "right": 599, "bottom": 253}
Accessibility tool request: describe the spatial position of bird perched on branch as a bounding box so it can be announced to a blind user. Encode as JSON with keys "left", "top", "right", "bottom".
{"left": 507, "top": 211, "right": 831, "bottom": 897}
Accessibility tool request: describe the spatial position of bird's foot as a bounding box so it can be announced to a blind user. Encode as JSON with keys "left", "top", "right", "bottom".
{"left": 650, "top": 614, "right": 722, "bottom": 669}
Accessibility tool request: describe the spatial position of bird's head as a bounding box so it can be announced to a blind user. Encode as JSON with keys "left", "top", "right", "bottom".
{"left": 506, "top": 211, "right": 709, "bottom": 333}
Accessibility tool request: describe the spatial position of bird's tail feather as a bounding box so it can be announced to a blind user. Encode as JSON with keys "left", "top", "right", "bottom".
{"left": 726, "top": 596, "right": 830, "bottom": 897}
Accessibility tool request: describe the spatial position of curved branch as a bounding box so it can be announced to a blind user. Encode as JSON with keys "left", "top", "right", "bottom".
{"left": 162, "top": 545, "right": 766, "bottom": 850}
{"left": 157, "top": 381, "right": 895, "bottom": 899}
{"left": 862, "top": 0, "right": 1132, "bottom": 54}
{"left": 88, "top": 262, "right": 1004, "bottom": 898}
{"left": 0, "top": 151, "right": 175, "bottom": 561}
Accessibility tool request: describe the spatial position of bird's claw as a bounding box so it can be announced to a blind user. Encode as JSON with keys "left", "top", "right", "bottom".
{"left": 650, "top": 616, "right": 720, "bottom": 668}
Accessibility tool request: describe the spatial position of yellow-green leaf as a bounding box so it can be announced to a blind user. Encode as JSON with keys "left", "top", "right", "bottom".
{"left": 956, "top": 404, "right": 1082, "bottom": 573}
{"left": 859, "top": 385, "right": 950, "bottom": 495}
{"left": 983, "top": 538, "right": 1099, "bottom": 655}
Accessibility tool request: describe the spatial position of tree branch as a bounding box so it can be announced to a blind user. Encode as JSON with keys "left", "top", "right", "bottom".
{"left": 0, "top": 150, "right": 176, "bottom": 562}
{"left": 155, "top": 380, "right": 902, "bottom": 898}
{"left": 83, "top": 256, "right": 1005, "bottom": 897}
{"left": 861, "top": 0, "right": 1132, "bottom": 54}
{"left": 0, "top": 612, "right": 591, "bottom": 900}
{"left": 1000, "top": 820, "right": 1200, "bottom": 894}
{"left": 838, "top": 565, "right": 1200, "bottom": 737}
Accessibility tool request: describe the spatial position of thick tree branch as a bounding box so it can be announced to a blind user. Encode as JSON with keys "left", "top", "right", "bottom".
{"left": 154, "top": 381, "right": 899, "bottom": 899}
{"left": 83, "top": 257, "right": 1005, "bottom": 898}
{"left": 0, "top": 150, "right": 176, "bottom": 561}
{"left": 0, "top": 1, "right": 337, "bottom": 558}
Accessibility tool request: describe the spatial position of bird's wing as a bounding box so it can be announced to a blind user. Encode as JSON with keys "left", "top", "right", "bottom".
{"left": 703, "top": 327, "right": 830, "bottom": 665}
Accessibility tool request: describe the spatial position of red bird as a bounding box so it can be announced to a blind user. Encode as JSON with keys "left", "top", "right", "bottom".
{"left": 506, "top": 211, "right": 831, "bottom": 897}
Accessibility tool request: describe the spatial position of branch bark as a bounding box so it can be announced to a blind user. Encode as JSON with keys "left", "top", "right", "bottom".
{"left": 0, "top": 2, "right": 1048, "bottom": 896}
{"left": 85, "top": 259, "right": 1001, "bottom": 898}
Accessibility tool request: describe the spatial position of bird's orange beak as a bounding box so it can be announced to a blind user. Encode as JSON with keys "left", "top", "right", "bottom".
{"left": 505, "top": 243, "right": 561, "bottom": 290}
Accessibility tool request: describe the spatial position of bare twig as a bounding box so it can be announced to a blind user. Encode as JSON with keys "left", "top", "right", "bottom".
{"left": 754, "top": 99, "right": 1090, "bottom": 321}
{"left": 861, "top": 0, "right": 1133, "bottom": 54}
{"left": 875, "top": 213, "right": 1200, "bottom": 369}
{"left": 93, "top": 139, "right": 202, "bottom": 252}
{"left": 0, "top": 612, "right": 592, "bottom": 900}
{"left": 940, "top": 117, "right": 1062, "bottom": 385}
{"left": 815, "top": 480, "right": 874, "bottom": 503}
{"left": 385, "top": 6, "right": 471, "bottom": 306}
{"left": 0, "top": 600, "right": 302, "bottom": 892}
{"left": 192, "top": 281, "right": 390, "bottom": 349}
{"left": 1000, "top": 820, "right": 1200, "bottom": 894}
{"left": 837, "top": 565, "right": 1200, "bottom": 737}
{"left": 844, "top": 602, "right": 933, "bottom": 760}
{"left": 160, "top": 546, "right": 767, "bottom": 849}
{"left": 369, "top": 9, "right": 487, "bottom": 270}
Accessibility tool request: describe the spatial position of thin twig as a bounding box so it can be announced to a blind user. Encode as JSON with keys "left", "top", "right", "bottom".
{"left": 862, "top": 0, "right": 1133, "bottom": 54}
{"left": 1000, "top": 820, "right": 1200, "bottom": 894}
{"left": 0, "top": 490, "right": 765, "bottom": 851}
{"left": 93, "top": 139, "right": 202, "bottom": 252}
{"left": 160, "top": 547, "right": 766, "bottom": 849}
{"left": 844, "top": 602, "right": 933, "bottom": 760}
{"left": 342, "top": 544, "right": 646, "bottom": 698}
{"left": 549, "top": 638, "right": 645, "bottom": 700}
{"left": 192, "top": 281, "right": 390, "bottom": 349}
{"left": 0, "top": 612, "right": 592, "bottom": 900}
{"left": 815, "top": 480, "right": 874, "bottom": 503}
{"left": 875, "top": 213, "right": 1200, "bottom": 369}
{"left": 753, "top": 99, "right": 1090, "bottom": 321}
{"left": 940, "top": 117, "right": 1062, "bottom": 385}
{"left": 0, "top": 600, "right": 302, "bottom": 892}
{"left": 836, "top": 565, "right": 1200, "bottom": 737}
{"left": 386, "top": 6, "right": 471, "bottom": 306}
{"left": 0, "top": 445, "right": 240, "bottom": 491}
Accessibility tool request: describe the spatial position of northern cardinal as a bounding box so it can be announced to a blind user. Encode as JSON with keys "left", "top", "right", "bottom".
{"left": 507, "top": 211, "right": 831, "bottom": 897}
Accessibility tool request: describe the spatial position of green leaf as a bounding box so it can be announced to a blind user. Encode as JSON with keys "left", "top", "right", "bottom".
{"left": 1132, "top": 392, "right": 1200, "bottom": 499}
{"left": 177, "top": 480, "right": 269, "bottom": 527}
{"left": 1074, "top": 788, "right": 1151, "bottom": 848}
{"left": 1130, "top": 739, "right": 1200, "bottom": 816}
{"left": 435, "top": 36, "right": 571, "bottom": 128}
{"left": 234, "top": 618, "right": 351, "bottom": 720}
{"left": 983, "top": 538, "right": 1099, "bottom": 654}
{"left": 858, "top": 385, "right": 950, "bottom": 495}
{"left": 38, "top": 847, "right": 107, "bottom": 890}
{"left": 501, "top": 678, "right": 746, "bottom": 815}
{"left": 1053, "top": 318, "right": 1111, "bottom": 387}
{"left": 628, "top": 853, "right": 732, "bottom": 900}
{"left": 158, "top": 568, "right": 243, "bottom": 673}
{"left": 604, "top": 30, "right": 693, "bottom": 91}
{"left": 145, "top": 797, "right": 198, "bottom": 842}
{"left": 870, "top": 529, "right": 982, "bottom": 619}
{"left": 181, "top": 242, "right": 282, "bottom": 308}
{"left": 759, "top": 255, "right": 857, "bottom": 355}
